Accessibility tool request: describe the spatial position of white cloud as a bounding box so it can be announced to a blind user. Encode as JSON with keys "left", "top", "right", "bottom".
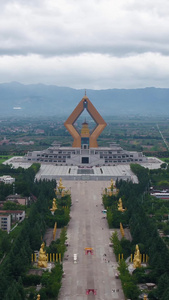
{"left": 1, "top": 52, "right": 169, "bottom": 89}
{"left": 0, "top": 0, "right": 169, "bottom": 88}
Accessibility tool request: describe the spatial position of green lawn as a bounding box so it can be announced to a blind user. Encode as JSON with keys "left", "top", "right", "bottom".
{"left": 160, "top": 158, "right": 169, "bottom": 163}
{"left": 0, "top": 155, "right": 13, "bottom": 164}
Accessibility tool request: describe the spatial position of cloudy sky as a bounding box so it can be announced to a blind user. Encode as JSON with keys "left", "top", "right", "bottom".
{"left": 1, "top": 0, "right": 169, "bottom": 89}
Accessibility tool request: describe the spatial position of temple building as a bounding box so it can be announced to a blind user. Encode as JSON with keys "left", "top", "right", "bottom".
{"left": 24, "top": 94, "right": 147, "bottom": 166}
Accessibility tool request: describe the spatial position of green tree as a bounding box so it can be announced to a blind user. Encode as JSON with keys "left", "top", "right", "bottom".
{"left": 111, "top": 231, "right": 122, "bottom": 259}
{"left": 161, "top": 287, "right": 169, "bottom": 300}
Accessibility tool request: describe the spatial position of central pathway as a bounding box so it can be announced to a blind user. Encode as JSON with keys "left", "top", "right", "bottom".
{"left": 58, "top": 181, "right": 125, "bottom": 300}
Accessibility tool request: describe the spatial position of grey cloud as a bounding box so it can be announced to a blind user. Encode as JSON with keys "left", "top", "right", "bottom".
{"left": 1, "top": 41, "right": 169, "bottom": 58}
{"left": 0, "top": 0, "right": 169, "bottom": 57}
{"left": 1, "top": 0, "right": 169, "bottom": 89}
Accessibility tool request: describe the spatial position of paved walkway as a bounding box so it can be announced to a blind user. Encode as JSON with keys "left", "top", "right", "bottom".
{"left": 58, "top": 181, "right": 125, "bottom": 300}
{"left": 44, "top": 228, "right": 61, "bottom": 247}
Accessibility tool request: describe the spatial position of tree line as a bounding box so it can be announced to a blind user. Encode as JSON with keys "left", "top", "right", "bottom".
{"left": 0, "top": 164, "right": 71, "bottom": 299}
{"left": 103, "top": 163, "right": 169, "bottom": 299}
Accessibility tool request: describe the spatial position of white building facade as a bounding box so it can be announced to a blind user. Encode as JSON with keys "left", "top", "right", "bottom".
{"left": 0, "top": 214, "right": 11, "bottom": 232}
{"left": 25, "top": 142, "right": 147, "bottom": 167}
{"left": 0, "top": 175, "right": 15, "bottom": 184}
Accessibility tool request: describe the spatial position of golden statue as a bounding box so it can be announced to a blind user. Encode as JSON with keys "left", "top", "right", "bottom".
{"left": 58, "top": 177, "right": 65, "bottom": 190}
{"left": 133, "top": 244, "right": 141, "bottom": 268}
{"left": 118, "top": 198, "right": 126, "bottom": 212}
{"left": 37, "top": 295, "right": 40, "bottom": 300}
{"left": 143, "top": 295, "right": 148, "bottom": 300}
{"left": 50, "top": 198, "right": 57, "bottom": 213}
{"left": 108, "top": 179, "right": 114, "bottom": 190}
{"left": 38, "top": 242, "right": 48, "bottom": 268}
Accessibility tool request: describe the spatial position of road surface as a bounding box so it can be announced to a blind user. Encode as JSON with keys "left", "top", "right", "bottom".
{"left": 58, "top": 181, "right": 125, "bottom": 300}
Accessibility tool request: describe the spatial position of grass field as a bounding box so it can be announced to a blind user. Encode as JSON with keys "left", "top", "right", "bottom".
{"left": 0, "top": 155, "right": 13, "bottom": 164}
{"left": 161, "top": 158, "right": 169, "bottom": 163}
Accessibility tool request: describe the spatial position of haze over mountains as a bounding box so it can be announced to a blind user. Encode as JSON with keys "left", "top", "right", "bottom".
{"left": 0, "top": 82, "right": 169, "bottom": 117}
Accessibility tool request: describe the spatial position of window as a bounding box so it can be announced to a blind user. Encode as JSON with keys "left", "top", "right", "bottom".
{"left": 82, "top": 157, "right": 89, "bottom": 164}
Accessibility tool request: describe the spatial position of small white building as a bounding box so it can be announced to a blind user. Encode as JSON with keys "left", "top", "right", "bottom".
{"left": 0, "top": 214, "right": 11, "bottom": 232}
{"left": 0, "top": 210, "right": 25, "bottom": 222}
{"left": 0, "top": 175, "right": 15, "bottom": 184}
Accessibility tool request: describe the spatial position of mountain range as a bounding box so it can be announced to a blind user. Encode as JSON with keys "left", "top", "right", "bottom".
{"left": 0, "top": 82, "right": 169, "bottom": 117}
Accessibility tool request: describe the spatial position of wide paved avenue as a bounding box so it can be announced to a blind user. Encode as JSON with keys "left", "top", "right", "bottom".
{"left": 58, "top": 181, "right": 125, "bottom": 300}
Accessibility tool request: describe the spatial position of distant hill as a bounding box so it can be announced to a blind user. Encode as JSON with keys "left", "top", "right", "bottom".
{"left": 0, "top": 82, "right": 169, "bottom": 117}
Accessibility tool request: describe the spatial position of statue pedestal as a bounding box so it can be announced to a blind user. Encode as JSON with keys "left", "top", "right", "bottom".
{"left": 128, "top": 263, "right": 135, "bottom": 274}
{"left": 128, "top": 262, "right": 147, "bottom": 274}
{"left": 47, "top": 263, "right": 52, "bottom": 272}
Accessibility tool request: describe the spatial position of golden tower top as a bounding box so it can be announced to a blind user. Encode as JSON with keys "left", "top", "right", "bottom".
{"left": 81, "top": 120, "right": 90, "bottom": 137}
